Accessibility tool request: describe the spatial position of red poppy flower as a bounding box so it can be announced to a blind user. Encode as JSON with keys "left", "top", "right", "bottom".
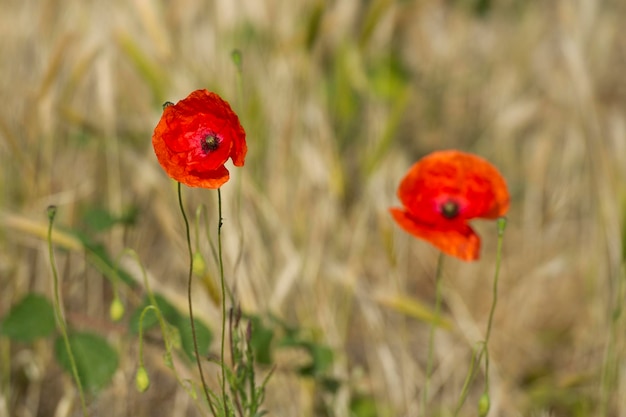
{"left": 389, "top": 150, "right": 509, "bottom": 261}
{"left": 152, "top": 89, "right": 247, "bottom": 188}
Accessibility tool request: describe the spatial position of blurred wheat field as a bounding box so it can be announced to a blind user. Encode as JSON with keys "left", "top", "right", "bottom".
{"left": 1, "top": 0, "right": 626, "bottom": 416}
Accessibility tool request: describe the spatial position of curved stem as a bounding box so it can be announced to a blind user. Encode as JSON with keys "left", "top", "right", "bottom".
{"left": 47, "top": 206, "right": 88, "bottom": 417}
{"left": 178, "top": 183, "right": 213, "bottom": 411}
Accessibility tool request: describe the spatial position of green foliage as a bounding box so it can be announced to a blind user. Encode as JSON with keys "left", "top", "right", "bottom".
{"left": 54, "top": 331, "right": 119, "bottom": 392}
{"left": 0, "top": 293, "right": 56, "bottom": 342}
{"left": 293, "top": 341, "right": 334, "bottom": 378}
{"left": 130, "top": 293, "right": 213, "bottom": 362}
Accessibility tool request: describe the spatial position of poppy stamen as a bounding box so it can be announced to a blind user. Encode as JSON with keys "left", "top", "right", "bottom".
{"left": 202, "top": 134, "right": 220, "bottom": 153}
{"left": 441, "top": 200, "right": 459, "bottom": 219}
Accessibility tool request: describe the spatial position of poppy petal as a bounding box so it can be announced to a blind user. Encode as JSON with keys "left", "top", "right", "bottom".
{"left": 390, "top": 208, "right": 480, "bottom": 261}
{"left": 398, "top": 150, "right": 509, "bottom": 224}
{"left": 152, "top": 89, "right": 246, "bottom": 189}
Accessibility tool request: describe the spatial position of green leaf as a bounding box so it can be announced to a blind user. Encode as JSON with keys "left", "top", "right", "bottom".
{"left": 177, "top": 317, "right": 212, "bottom": 362}
{"left": 0, "top": 293, "right": 56, "bottom": 342}
{"left": 298, "top": 342, "right": 334, "bottom": 377}
{"left": 279, "top": 335, "right": 334, "bottom": 377}
{"left": 82, "top": 206, "right": 138, "bottom": 232}
{"left": 82, "top": 207, "right": 119, "bottom": 232}
{"left": 54, "top": 331, "right": 118, "bottom": 391}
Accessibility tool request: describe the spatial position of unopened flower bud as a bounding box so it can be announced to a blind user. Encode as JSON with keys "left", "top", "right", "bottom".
{"left": 135, "top": 366, "right": 150, "bottom": 392}
{"left": 478, "top": 392, "right": 490, "bottom": 417}
{"left": 109, "top": 298, "right": 124, "bottom": 322}
{"left": 192, "top": 252, "right": 206, "bottom": 276}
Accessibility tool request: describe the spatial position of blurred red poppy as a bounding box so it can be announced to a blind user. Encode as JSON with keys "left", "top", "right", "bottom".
{"left": 152, "top": 89, "right": 247, "bottom": 188}
{"left": 389, "top": 150, "right": 509, "bottom": 261}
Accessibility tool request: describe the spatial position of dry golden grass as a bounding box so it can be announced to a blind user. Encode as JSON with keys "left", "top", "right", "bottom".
{"left": 1, "top": 0, "right": 626, "bottom": 416}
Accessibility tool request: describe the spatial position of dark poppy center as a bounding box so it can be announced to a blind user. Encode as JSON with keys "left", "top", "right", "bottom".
{"left": 441, "top": 200, "right": 459, "bottom": 219}
{"left": 201, "top": 134, "right": 220, "bottom": 153}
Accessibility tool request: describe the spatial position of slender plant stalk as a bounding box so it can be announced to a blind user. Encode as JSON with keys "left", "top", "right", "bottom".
{"left": 422, "top": 252, "right": 445, "bottom": 416}
{"left": 454, "top": 343, "right": 482, "bottom": 416}
{"left": 46, "top": 206, "right": 88, "bottom": 417}
{"left": 484, "top": 218, "right": 507, "bottom": 347}
{"left": 217, "top": 188, "right": 228, "bottom": 413}
{"left": 482, "top": 218, "right": 507, "bottom": 397}
{"left": 136, "top": 305, "right": 157, "bottom": 385}
{"left": 454, "top": 217, "right": 507, "bottom": 415}
{"left": 178, "top": 184, "right": 213, "bottom": 410}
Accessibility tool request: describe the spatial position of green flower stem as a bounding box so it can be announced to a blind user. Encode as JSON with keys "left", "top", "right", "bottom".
{"left": 46, "top": 206, "right": 88, "bottom": 417}
{"left": 482, "top": 218, "right": 507, "bottom": 392}
{"left": 217, "top": 187, "right": 228, "bottom": 414}
{"left": 178, "top": 183, "right": 213, "bottom": 412}
{"left": 136, "top": 305, "right": 155, "bottom": 370}
{"left": 135, "top": 305, "right": 158, "bottom": 392}
{"left": 454, "top": 343, "right": 482, "bottom": 415}
{"left": 454, "top": 217, "right": 507, "bottom": 415}
{"left": 484, "top": 218, "right": 507, "bottom": 348}
{"left": 422, "top": 252, "right": 445, "bottom": 416}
